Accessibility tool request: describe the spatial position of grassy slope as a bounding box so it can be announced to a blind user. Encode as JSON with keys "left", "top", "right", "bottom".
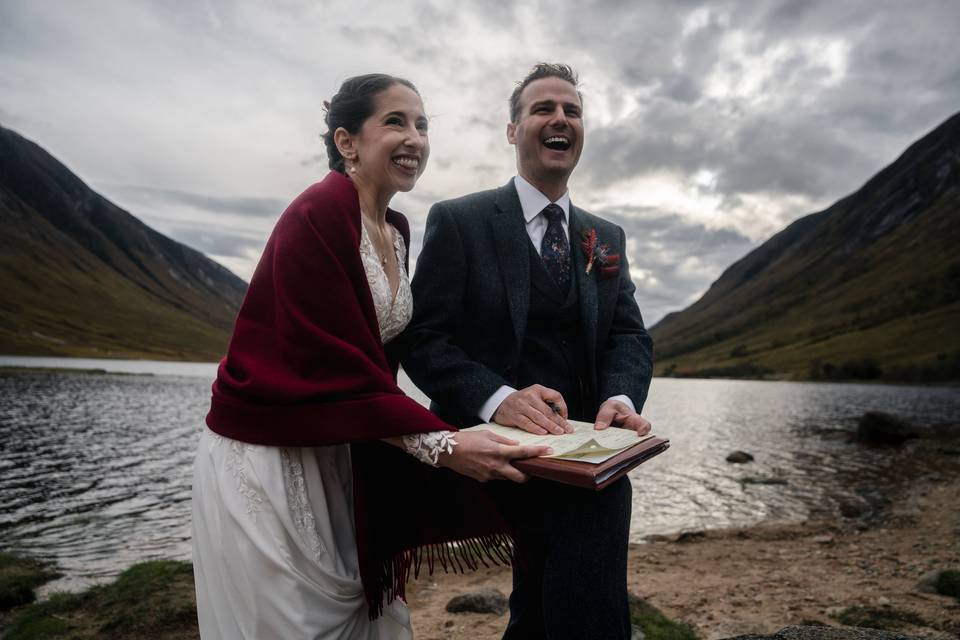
{"left": 0, "top": 199, "right": 234, "bottom": 361}
{"left": 658, "top": 200, "right": 959, "bottom": 378}
{"left": 651, "top": 114, "right": 960, "bottom": 381}
{"left": 0, "top": 125, "right": 246, "bottom": 361}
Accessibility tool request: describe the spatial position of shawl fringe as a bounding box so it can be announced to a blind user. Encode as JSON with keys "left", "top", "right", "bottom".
{"left": 367, "top": 533, "right": 515, "bottom": 619}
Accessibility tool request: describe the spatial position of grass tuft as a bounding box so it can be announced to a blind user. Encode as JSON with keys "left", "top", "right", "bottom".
{"left": 0, "top": 553, "right": 60, "bottom": 611}
{"left": 629, "top": 594, "right": 698, "bottom": 640}
{"left": 5, "top": 560, "right": 198, "bottom": 640}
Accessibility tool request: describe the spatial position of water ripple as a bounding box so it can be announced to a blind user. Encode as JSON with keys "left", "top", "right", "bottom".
{"left": 2, "top": 367, "right": 959, "bottom": 591}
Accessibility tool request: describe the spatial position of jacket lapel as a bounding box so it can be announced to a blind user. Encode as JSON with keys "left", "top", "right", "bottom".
{"left": 570, "top": 206, "right": 598, "bottom": 377}
{"left": 492, "top": 181, "right": 531, "bottom": 352}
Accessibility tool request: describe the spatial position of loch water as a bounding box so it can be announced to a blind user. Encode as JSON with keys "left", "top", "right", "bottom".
{"left": 1, "top": 356, "right": 958, "bottom": 593}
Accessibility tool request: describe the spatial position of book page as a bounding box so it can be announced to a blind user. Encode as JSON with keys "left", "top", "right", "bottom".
{"left": 460, "top": 419, "right": 652, "bottom": 463}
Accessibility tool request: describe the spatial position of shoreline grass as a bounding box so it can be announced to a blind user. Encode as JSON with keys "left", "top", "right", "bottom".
{"left": 3, "top": 560, "right": 198, "bottom": 640}
{"left": 0, "top": 554, "right": 60, "bottom": 611}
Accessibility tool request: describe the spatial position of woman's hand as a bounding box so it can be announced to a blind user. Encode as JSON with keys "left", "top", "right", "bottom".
{"left": 437, "top": 430, "right": 553, "bottom": 483}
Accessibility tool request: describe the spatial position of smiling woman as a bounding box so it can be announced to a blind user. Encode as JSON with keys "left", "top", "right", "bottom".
{"left": 189, "top": 74, "right": 546, "bottom": 640}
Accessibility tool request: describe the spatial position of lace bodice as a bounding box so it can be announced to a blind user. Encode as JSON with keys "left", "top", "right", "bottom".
{"left": 358, "top": 221, "right": 456, "bottom": 466}
{"left": 359, "top": 222, "right": 413, "bottom": 344}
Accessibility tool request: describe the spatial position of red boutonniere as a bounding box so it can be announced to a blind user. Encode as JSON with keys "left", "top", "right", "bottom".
{"left": 580, "top": 229, "right": 620, "bottom": 278}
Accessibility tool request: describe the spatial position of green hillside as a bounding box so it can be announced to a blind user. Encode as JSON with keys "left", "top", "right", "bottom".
{"left": 650, "top": 112, "right": 960, "bottom": 383}
{"left": 0, "top": 125, "right": 247, "bottom": 361}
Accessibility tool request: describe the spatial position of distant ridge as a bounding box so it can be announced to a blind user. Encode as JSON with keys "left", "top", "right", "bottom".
{"left": 0, "top": 124, "right": 247, "bottom": 361}
{"left": 650, "top": 112, "right": 960, "bottom": 382}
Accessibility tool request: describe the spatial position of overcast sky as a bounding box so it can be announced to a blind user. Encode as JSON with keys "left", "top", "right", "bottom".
{"left": 2, "top": 1, "right": 958, "bottom": 325}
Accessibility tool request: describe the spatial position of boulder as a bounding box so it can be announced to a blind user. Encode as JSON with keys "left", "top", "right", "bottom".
{"left": 674, "top": 530, "right": 706, "bottom": 543}
{"left": 915, "top": 569, "right": 960, "bottom": 598}
{"left": 856, "top": 412, "right": 918, "bottom": 445}
{"left": 727, "top": 451, "right": 755, "bottom": 463}
{"left": 839, "top": 499, "right": 871, "bottom": 518}
{"left": 926, "top": 423, "right": 960, "bottom": 455}
{"left": 445, "top": 588, "right": 508, "bottom": 615}
{"left": 721, "top": 624, "right": 930, "bottom": 639}
{"left": 928, "top": 423, "right": 960, "bottom": 439}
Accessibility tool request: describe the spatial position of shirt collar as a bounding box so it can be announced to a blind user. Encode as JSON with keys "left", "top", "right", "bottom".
{"left": 513, "top": 175, "right": 571, "bottom": 225}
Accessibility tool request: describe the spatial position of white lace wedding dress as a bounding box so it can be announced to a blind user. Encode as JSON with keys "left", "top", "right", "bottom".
{"left": 192, "top": 223, "right": 454, "bottom": 639}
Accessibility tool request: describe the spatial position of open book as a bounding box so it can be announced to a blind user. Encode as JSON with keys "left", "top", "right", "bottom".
{"left": 461, "top": 420, "right": 669, "bottom": 490}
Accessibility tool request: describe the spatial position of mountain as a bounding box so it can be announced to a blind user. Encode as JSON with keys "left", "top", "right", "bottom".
{"left": 650, "top": 112, "right": 960, "bottom": 382}
{"left": 0, "top": 125, "right": 247, "bottom": 361}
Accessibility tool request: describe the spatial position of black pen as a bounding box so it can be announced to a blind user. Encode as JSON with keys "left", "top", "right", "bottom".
{"left": 546, "top": 401, "right": 573, "bottom": 433}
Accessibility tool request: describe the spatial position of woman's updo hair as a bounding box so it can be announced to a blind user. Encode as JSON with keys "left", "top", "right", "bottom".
{"left": 322, "top": 74, "right": 420, "bottom": 173}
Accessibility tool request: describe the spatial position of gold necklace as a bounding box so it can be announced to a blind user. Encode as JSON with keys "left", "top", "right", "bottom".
{"left": 361, "top": 213, "right": 391, "bottom": 267}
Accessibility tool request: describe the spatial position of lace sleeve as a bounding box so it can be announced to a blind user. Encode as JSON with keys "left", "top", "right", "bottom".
{"left": 401, "top": 431, "right": 457, "bottom": 466}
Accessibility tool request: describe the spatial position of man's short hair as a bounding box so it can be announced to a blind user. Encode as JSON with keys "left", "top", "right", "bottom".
{"left": 509, "top": 63, "right": 581, "bottom": 123}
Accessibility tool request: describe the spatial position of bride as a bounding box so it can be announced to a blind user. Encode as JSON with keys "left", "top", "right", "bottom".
{"left": 190, "top": 73, "right": 550, "bottom": 639}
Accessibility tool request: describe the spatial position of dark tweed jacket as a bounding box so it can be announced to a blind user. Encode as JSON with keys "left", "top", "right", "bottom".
{"left": 402, "top": 179, "right": 654, "bottom": 428}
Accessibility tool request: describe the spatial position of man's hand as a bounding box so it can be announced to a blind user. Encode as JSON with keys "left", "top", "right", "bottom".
{"left": 594, "top": 399, "right": 651, "bottom": 435}
{"left": 492, "top": 384, "right": 572, "bottom": 435}
{"left": 438, "top": 431, "right": 553, "bottom": 483}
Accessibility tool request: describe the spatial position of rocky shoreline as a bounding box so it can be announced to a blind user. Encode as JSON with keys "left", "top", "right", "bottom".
{"left": 2, "top": 415, "right": 958, "bottom": 639}
{"left": 405, "top": 475, "right": 959, "bottom": 639}
{"left": 406, "top": 418, "right": 960, "bottom": 639}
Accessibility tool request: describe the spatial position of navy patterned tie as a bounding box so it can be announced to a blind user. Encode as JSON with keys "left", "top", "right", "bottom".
{"left": 540, "top": 203, "right": 570, "bottom": 294}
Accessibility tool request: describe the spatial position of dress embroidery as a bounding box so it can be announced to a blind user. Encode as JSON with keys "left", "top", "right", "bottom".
{"left": 401, "top": 432, "right": 458, "bottom": 466}
{"left": 359, "top": 222, "right": 451, "bottom": 466}
{"left": 280, "top": 448, "right": 326, "bottom": 562}
{"left": 223, "top": 439, "right": 263, "bottom": 518}
{"left": 359, "top": 223, "right": 412, "bottom": 344}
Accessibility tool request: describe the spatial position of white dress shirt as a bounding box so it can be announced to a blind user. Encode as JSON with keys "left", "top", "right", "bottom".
{"left": 477, "top": 176, "right": 635, "bottom": 423}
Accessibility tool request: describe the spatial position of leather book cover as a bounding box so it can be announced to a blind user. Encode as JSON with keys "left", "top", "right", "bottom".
{"left": 512, "top": 436, "right": 670, "bottom": 491}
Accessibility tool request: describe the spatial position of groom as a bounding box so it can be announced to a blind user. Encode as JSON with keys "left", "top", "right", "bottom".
{"left": 403, "top": 63, "right": 654, "bottom": 639}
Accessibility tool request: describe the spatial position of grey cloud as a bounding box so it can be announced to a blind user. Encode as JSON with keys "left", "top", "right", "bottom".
{"left": 608, "top": 212, "right": 754, "bottom": 267}
{"left": 470, "top": 163, "right": 508, "bottom": 180}
{"left": 661, "top": 74, "right": 701, "bottom": 104}
{"left": 339, "top": 25, "right": 407, "bottom": 49}
{"left": 109, "top": 185, "right": 287, "bottom": 219}
{"left": 301, "top": 152, "right": 327, "bottom": 168}
{"left": 398, "top": 187, "right": 448, "bottom": 216}
{"left": 164, "top": 224, "right": 266, "bottom": 260}
{"left": 339, "top": 2, "right": 465, "bottom": 65}
{"left": 580, "top": 100, "right": 712, "bottom": 185}
{"left": 5, "top": 0, "right": 958, "bottom": 328}
{"left": 0, "top": 107, "right": 24, "bottom": 129}
{"left": 455, "top": 0, "right": 525, "bottom": 31}
{"left": 716, "top": 115, "right": 876, "bottom": 197}
{"left": 575, "top": 0, "right": 959, "bottom": 211}
{"left": 601, "top": 207, "right": 755, "bottom": 325}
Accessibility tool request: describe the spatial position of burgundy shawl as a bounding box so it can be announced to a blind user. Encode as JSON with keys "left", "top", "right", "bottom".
{"left": 207, "top": 170, "right": 512, "bottom": 615}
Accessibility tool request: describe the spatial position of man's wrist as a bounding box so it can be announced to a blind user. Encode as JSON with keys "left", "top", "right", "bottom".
{"left": 605, "top": 394, "right": 635, "bottom": 413}
{"left": 479, "top": 385, "right": 516, "bottom": 423}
